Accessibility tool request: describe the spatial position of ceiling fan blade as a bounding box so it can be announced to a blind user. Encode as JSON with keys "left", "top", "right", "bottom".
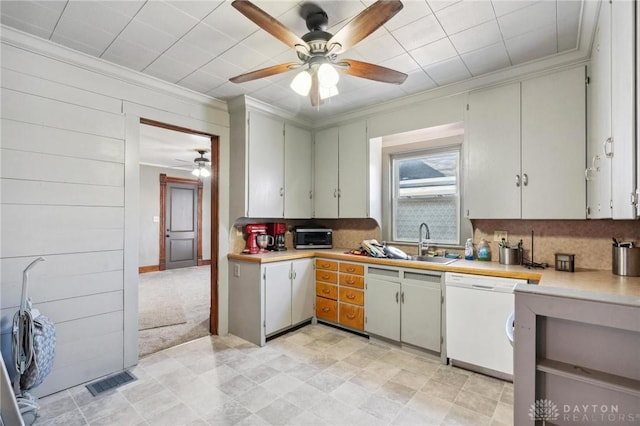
{"left": 327, "top": 0, "right": 403, "bottom": 54}
{"left": 337, "top": 59, "right": 408, "bottom": 84}
{"left": 231, "top": 0, "right": 309, "bottom": 51}
{"left": 229, "top": 62, "right": 300, "bottom": 84}
{"left": 309, "top": 72, "right": 323, "bottom": 107}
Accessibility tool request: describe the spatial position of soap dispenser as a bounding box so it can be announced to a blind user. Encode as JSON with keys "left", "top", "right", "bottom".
{"left": 477, "top": 238, "right": 491, "bottom": 261}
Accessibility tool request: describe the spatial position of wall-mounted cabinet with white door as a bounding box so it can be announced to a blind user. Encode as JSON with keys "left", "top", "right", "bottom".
{"left": 364, "top": 266, "right": 442, "bottom": 354}
{"left": 586, "top": 0, "right": 637, "bottom": 219}
{"left": 466, "top": 66, "right": 586, "bottom": 219}
{"left": 314, "top": 120, "right": 381, "bottom": 222}
{"left": 229, "top": 97, "right": 313, "bottom": 220}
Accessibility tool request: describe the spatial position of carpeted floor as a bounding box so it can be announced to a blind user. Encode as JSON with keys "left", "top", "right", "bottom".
{"left": 138, "top": 265, "right": 210, "bottom": 357}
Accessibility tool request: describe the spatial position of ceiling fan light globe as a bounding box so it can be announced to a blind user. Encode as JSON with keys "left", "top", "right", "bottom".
{"left": 290, "top": 70, "right": 312, "bottom": 96}
{"left": 317, "top": 63, "right": 339, "bottom": 88}
{"left": 199, "top": 168, "right": 211, "bottom": 178}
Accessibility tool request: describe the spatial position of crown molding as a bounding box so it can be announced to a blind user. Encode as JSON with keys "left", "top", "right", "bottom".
{"left": 1, "top": 25, "right": 228, "bottom": 113}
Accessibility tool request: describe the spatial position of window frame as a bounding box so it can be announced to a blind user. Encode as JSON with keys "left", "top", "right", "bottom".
{"left": 390, "top": 146, "right": 461, "bottom": 245}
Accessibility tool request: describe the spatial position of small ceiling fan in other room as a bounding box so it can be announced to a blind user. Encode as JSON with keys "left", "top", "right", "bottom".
{"left": 228, "top": 0, "right": 408, "bottom": 107}
{"left": 191, "top": 150, "right": 211, "bottom": 178}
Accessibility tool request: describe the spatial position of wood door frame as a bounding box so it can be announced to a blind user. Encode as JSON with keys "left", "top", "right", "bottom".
{"left": 159, "top": 174, "right": 203, "bottom": 270}
{"left": 141, "top": 118, "right": 219, "bottom": 335}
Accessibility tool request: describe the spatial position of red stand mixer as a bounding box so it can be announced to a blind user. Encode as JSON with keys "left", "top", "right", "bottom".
{"left": 243, "top": 224, "right": 268, "bottom": 254}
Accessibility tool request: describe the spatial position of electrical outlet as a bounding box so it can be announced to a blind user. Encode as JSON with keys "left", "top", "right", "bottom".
{"left": 233, "top": 264, "right": 240, "bottom": 277}
{"left": 494, "top": 231, "right": 508, "bottom": 242}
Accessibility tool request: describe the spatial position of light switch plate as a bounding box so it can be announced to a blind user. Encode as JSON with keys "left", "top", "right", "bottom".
{"left": 153, "top": 216, "right": 159, "bottom": 223}
{"left": 233, "top": 264, "right": 240, "bottom": 277}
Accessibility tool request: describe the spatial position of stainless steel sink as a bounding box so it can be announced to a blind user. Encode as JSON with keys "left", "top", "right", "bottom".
{"left": 408, "top": 255, "right": 458, "bottom": 265}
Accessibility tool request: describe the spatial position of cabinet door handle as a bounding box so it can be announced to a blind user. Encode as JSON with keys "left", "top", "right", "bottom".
{"left": 322, "top": 288, "right": 330, "bottom": 294}
{"left": 603, "top": 137, "right": 613, "bottom": 158}
{"left": 522, "top": 173, "right": 528, "bottom": 187}
{"left": 395, "top": 291, "right": 399, "bottom": 303}
{"left": 280, "top": 187, "right": 284, "bottom": 197}
{"left": 322, "top": 307, "right": 330, "bottom": 313}
{"left": 333, "top": 189, "right": 338, "bottom": 198}
{"left": 401, "top": 291, "right": 404, "bottom": 304}
{"left": 346, "top": 293, "right": 355, "bottom": 300}
{"left": 346, "top": 313, "right": 355, "bottom": 319}
{"left": 515, "top": 174, "right": 521, "bottom": 187}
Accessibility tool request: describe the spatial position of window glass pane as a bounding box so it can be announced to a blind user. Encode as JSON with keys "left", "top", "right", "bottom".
{"left": 392, "top": 149, "right": 460, "bottom": 244}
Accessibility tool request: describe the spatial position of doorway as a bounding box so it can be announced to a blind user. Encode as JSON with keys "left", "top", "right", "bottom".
{"left": 139, "top": 118, "right": 219, "bottom": 344}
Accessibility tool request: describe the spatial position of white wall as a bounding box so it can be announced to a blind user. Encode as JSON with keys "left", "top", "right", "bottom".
{"left": 139, "top": 165, "right": 211, "bottom": 267}
{"left": 0, "top": 27, "right": 230, "bottom": 396}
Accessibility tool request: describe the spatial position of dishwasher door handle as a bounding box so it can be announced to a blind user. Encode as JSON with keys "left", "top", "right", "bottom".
{"left": 471, "top": 284, "right": 495, "bottom": 290}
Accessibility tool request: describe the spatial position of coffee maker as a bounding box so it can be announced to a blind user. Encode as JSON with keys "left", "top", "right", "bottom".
{"left": 266, "top": 222, "right": 287, "bottom": 251}
{"left": 243, "top": 224, "right": 267, "bottom": 254}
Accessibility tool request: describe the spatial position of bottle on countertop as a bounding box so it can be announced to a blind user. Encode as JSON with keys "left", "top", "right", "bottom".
{"left": 464, "top": 238, "right": 474, "bottom": 260}
{"left": 477, "top": 238, "right": 491, "bottom": 261}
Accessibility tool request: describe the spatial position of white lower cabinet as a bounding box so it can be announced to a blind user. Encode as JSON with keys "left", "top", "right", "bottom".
{"left": 365, "top": 266, "right": 442, "bottom": 353}
{"left": 229, "top": 258, "right": 314, "bottom": 346}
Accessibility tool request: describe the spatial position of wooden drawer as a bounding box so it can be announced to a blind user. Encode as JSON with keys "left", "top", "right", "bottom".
{"left": 339, "top": 274, "right": 365, "bottom": 289}
{"left": 316, "top": 259, "right": 338, "bottom": 271}
{"left": 316, "top": 270, "right": 337, "bottom": 284}
{"left": 316, "top": 282, "right": 337, "bottom": 300}
{"left": 339, "top": 262, "right": 364, "bottom": 276}
{"left": 339, "top": 287, "right": 364, "bottom": 306}
{"left": 339, "top": 303, "right": 364, "bottom": 330}
{"left": 316, "top": 297, "right": 338, "bottom": 322}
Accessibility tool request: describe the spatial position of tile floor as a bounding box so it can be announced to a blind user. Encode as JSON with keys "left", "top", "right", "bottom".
{"left": 36, "top": 324, "right": 513, "bottom": 426}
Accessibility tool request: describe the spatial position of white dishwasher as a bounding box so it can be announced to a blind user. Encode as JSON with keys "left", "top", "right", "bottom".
{"left": 445, "top": 272, "right": 526, "bottom": 379}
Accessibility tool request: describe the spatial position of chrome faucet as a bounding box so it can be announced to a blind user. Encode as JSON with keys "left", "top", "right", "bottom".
{"left": 418, "top": 222, "right": 430, "bottom": 256}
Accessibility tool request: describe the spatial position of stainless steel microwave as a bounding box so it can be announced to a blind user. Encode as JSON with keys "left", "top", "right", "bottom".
{"left": 294, "top": 228, "right": 332, "bottom": 249}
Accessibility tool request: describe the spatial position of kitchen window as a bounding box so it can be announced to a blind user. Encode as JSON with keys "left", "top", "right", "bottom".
{"left": 390, "top": 147, "right": 461, "bottom": 245}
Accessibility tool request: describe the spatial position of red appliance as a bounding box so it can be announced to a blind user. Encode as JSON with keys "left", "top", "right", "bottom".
{"left": 267, "top": 223, "right": 287, "bottom": 251}
{"left": 243, "top": 224, "right": 267, "bottom": 254}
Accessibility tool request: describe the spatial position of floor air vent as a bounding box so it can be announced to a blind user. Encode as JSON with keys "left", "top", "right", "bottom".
{"left": 86, "top": 370, "right": 136, "bottom": 396}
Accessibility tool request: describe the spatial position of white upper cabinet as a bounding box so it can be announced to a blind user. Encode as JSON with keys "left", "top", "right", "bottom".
{"left": 247, "top": 111, "right": 284, "bottom": 218}
{"left": 284, "top": 124, "right": 313, "bottom": 219}
{"left": 229, "top": 97, "right": 313, "bottom": 220}
{"left": 466, "top": 67, "right": 587, "bottom": 219}
{"left": 587, "top": 0, "right": 637, "bottom": 219}
{"left": 521, "top": 67, "right": 586, "bottom": 219}
{"left": 466, "top": 82, "right": 521, "bottom": 219}
{"left": 313, "top": 120, "right": 380, "bottom": 220}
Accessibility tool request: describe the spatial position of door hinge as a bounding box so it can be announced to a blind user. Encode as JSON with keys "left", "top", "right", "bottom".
{"left": 586, "top": 206, "right": 591, "bottom": 216}
{"left": 263, "top": 271, "right": 266, "bottom": 281}
{"left": 466, "top": 103, "right": 469, "bottom": 111}
{"left": 441, "top": 295, "right": 444, "bottom": 304}
{"left": 441, "top": 336, "right": 444, "bottom": 344}
{"left": 631, "top": 190, "right": 638, "bottom": 206}
{"left": 263, "top": 320, "right": 266, "bottom": 329}
{"left": 586, "top": 76, "right": 590, "bottom": 85}
{"left": 610, "top": 199, "right": 614, "bottom": 209}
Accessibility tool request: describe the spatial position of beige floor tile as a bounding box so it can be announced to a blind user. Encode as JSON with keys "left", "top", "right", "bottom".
{"left": 309, "top": 395, "right": 356, "bottom": 424}
{"left": 430, "top": 365, "right": 471, "bottom": 389}
{"left": 344, "top": 408, "right": 388, "bottom": 426}
{"left": 375, "top": 380, "right": 417, "bottom": 406}
{"left": 236, "top": 414, "right": 272, "bottom": 426}
{"left": 36, "top": 408, "right": 88, "bottom": 426}
{"left": 242, "top": 364, "right": 281, "bottom": 384}
{"left": 389, "top": 368, "right": 431, "bottom": 391}
{"left": 256, "top": 397, "right": 303, "bottom": 425}
{"left": 37, "top": 390, "right": 78, "bottom": 420}
{"left": 363, "top": 359, "right": 402, "bottom": 381}
{"left": 119, "top": 376, "right": 165, "bottom": 405}
{"left": 260, "top": 373, "right": 305, "bottom": 396}
{"left": 217, "top": 375, "right": 257, "bottom": 398}
{"left": 234, "top": 385, "right": 279, "bottom": 413}
{"left": 132, "top": 389, "right": 182, "bottom": 421}
{"left": 499, "top": 382, "right": 514, "bottom": 406}
{"left": 202, "top": 400, "right": 252, "bottom": 426}
{"left": 306, "top": 370, "right": 345, "bottom": 393}
{"left": 359, "top": 393, "right": 404, "bottom": 423}
{"left": 491, "top": 401, "right": 514, "bottom": 426}
{"left": 330, "top": 381, "right": 371, "bottom": 408}
{"left": 420, "top": 378, "right": 462, "bottom": 403}
{"left": 443, "top": 404, "right": 492, "bottom": 426}
{"left": 284, "top": 410, "right": 328, "bottom": 426}
{"left": 90, "top": 404, "right": 146, "bottom": 426}
{"left": 392, "top": 406, "right": 440, "bottom": 426}
{"left": 323, "top": 360, "right": 360, "bottom": 380}
{"left": 264, "top": 354, "right": 299, "bottom": 372}
{"left": 284, "top": 362, "right": 321, "bottom": 381}
{"left": 200, "top": 364, "right": 239, "bottom": 386}
{"left": 454, "top": 389, "right": 499, "bottom": 419}
{"left": 349, "top": 368, "right": 388, "bottom": 392}
{"left": 282, "top": 382, "right": 326, "bottom": 410}
{"left": 77, "top": 391, "right": 134, "bottom": 423}
{"left": 406, "top": 391, "right": 452, "bottom": 423}
{"left": 463, "top": 373, "right": 506, "bottom": 401}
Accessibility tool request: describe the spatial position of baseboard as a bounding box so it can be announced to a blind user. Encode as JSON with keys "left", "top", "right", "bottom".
{"left": 139, "top": 265, "right": 160, "bottom": 274}
{"left": 197, "top": 259, "right": 211, "bottom": 266}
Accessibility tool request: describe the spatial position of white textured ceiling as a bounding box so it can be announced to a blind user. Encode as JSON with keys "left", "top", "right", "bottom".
{"left": 2, "top": 0, "right": 591, "bottom": 123}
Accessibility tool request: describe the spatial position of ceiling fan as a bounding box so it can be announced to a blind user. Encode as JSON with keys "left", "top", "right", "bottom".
{"left": 229, "top": 0, "right": 408, "bottom": 107}
{"left": 173, "top": 150, "right": 211, "bottom": 177}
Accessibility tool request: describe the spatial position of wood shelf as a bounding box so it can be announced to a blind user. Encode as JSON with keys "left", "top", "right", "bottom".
{"left": 537, "top": 358, "right": 640, "bottom": 398}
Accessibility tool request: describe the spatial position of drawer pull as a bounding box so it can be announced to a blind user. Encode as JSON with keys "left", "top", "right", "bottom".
{"left": 322, "top": 289, "right": 330, "bottom": 294}
{"left": 322, "top": 263, "right": 330, "bottom": 268}
{"left": 322, "top": 274, "right": 330, "bottom": 280}
{"left": 322, "top": 307, "right": 330, "bottom": 313}
{"left": 347, "top": 279, "right": 355, "bottom": 284}
{"left": 346, "top": 313, "right": 356, "bottom": 319}
{"left": 346, "top": 293, "right": 355, "bottom": 299}
{"left": 347, "top": 267, "right": 355, "bottom": 272}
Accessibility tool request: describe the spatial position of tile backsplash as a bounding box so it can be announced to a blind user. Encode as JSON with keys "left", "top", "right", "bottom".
{"left": 472, "top": 219, "right": 640, "bottom": 270}
{"left": 230, "top": 218, "right": 639, "bottom": 271}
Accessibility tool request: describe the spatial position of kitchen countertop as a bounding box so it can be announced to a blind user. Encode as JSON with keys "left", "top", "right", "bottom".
{"left": 228, "top": 248, "right": 640, "bottom": 306}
